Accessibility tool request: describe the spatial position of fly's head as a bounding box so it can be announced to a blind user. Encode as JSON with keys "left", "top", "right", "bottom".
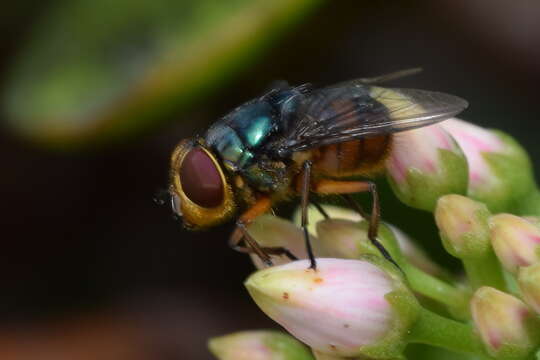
{"left": 169, "top": 139, "right": 236, "bottom": 229}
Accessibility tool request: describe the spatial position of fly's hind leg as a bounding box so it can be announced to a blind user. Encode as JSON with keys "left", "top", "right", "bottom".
{"left": 313, "top": 179, "right": 400, "bottom": 269}
{"left": 229, "top": 197, "right": 298, "bottom": 266}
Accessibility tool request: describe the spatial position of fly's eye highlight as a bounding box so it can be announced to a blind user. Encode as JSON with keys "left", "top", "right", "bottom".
{"left": 180, "top": 147, "right": 224, "bottom": 208}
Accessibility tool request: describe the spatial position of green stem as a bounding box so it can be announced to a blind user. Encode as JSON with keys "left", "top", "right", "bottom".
{"left": 462, "top": 251, "right": 507, "bottom": 291}
{"left": 402, "top": 263, "right": 470, "bottom": 318}
{"left": 408, "top": 308, "right": 489, "bottom": 358}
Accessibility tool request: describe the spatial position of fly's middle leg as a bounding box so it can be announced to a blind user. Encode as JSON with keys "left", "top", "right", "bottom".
{"left": 298, "top": 161, "right": 317, "bottom": 269}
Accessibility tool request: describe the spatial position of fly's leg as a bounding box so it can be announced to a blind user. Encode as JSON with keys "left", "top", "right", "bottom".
{"left": 299, "top": 161, "right": 317, "bottom": 269}
{"left": 229, "top": 197, "right": 273, "bottom": 265}
{"left": 229, "top": 223, "right": 298, "bottom": 264}
{"left": 230, "top": 223, "right": 272, "bottom": 266}
{"left": 311, "top": 199, "right": 330, "bottom": 219}
{"left": 230, "top": 224, "right": 299, "bottom": 264}
{"left": 228, "top": 197, "right": 298, "bottom": 266}
{"left": 313, "top": 179, "right": 400, "bottom": 270}
{"left": 343, "top": 194, "right": 371, "bottom": 220}
{"left": 358, "top": 67, "right": 423, "bottom": 85}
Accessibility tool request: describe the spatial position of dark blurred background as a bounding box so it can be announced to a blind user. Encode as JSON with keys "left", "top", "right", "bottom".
{"left": 1, "top": 1, "right": 540, "bottom": 359}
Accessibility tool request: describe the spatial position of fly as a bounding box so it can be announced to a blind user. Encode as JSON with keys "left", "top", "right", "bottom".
{"left": 165, "top": 68, "right": 468, "bottom": 269}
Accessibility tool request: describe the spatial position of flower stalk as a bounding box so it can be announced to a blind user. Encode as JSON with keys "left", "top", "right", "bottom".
{"left": 406, "top": 307, "right": 486, "bottom": 357}
{"left": 400, "top": 262, "right": 470, "bottom": 319}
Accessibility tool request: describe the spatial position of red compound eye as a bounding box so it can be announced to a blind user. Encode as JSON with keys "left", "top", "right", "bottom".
{"left": 180, "top": 148, "right": 224, "bottom": 208}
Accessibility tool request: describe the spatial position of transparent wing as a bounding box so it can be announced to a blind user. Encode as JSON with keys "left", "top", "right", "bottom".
{"left": 279, "top": 84, "right": 468, "bottom": 152}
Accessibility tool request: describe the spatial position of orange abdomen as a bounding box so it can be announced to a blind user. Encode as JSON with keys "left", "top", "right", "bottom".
{"left": 312, "top": 135, "right": 392, "bottom": 178}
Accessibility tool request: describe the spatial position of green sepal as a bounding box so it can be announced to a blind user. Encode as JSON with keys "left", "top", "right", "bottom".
{"left": 519, "top": 190, "right": 540, "bottom": 219}
{"left": 264, "top": 331, "right": 317, "bottom": 360}
{"left": 470, "top": 131, "right": 537, "bottom": 214}
{"left": 387, "top": 148, "right": 469, "bottom": 212}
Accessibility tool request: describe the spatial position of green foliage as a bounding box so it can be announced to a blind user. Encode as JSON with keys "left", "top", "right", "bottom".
{"left": 3, "top": 0, "right": 322, "bottom": 147}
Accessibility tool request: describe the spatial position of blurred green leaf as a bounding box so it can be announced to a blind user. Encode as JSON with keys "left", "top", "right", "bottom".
{"left": 3, "top": 0, "right": 322, "bottom": 147}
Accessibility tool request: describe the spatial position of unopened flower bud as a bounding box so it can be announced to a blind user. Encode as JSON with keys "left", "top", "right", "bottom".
{"left": 208, "top": 330, "right": 313, "bottom": 360}
{"left": 386, "top": 124, "right": 468, "bottom": 211}
{"left": 314, "top": 219, "right": 401, "bottom": 262}
{"left": 245, "top": 258, "right": 418, "bottom": 358}
{"left": 470, "top": 287, "right": 540, "bottom": 359}
{"left": 518, "top": 264, "right": 540, "bottom": 315}
{"left": 248, "top": 215, "right": 309, "bottom": 269}
{"left": 435, "top": 195, "right": 491, "bottom": 259}
{"left": 490, "top": 214, "right": 540, "bottom": 273}
{"left": 293, "top": 205, "right": 362, "bottom": 236}
{"left": 441, "top": 118, "right": 536, "bottom": 213}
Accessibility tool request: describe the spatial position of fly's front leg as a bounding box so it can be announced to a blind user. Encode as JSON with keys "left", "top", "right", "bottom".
{"left": 230, "top": 222, "right": 273, "bottom": 266}
{"left": 228, "top": 197, "right": 298, "bottom": 266}
{"left": 299, "top": 161, "right": 317, "bottom": 269}
{"left": 313, "top": 179, "right": 399, "bottom": 269}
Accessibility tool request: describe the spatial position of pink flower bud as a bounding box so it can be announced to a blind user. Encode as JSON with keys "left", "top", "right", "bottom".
{"left": 314, "top": 219, "right": 365, "bottom": 259}
{"left": 490, "top": 214, "right": 540, "bottom": 273}
{"left": 441, "top": 119, "right": 505, "bottom": 191}
{"left": 313, "top": 219, "right": 400, "bottom": 265}
{"left": 518, "top": 263, "right": 540, "bottom": 315}
{"left": 470, "top": 286, "right": 540, "bottom": 358}
{"left": 208, "top": 330, "right": 312, "bottom": 360}
{"left": 386, "top": 124, "right": 468, "bottom": 211}
{"left": 245, "top": 258, "right": 416, "bottom": 357}
{"left": 293, "top": 205, "right": 362, "bottom": 236}
{"left": 441, "top": 118, "right": 536, "bottom": 213}
{"left": 314, "top": 219, "right": 400, "bottom": 261}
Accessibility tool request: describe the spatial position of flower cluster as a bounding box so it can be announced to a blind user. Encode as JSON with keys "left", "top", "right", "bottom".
{"left": 209, "top": 119, "right": 540, "bottom": 360}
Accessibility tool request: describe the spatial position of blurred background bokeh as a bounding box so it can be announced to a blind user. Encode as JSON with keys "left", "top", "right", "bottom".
{"left": 1, "top": 1, "right": 540, "bottom": 359}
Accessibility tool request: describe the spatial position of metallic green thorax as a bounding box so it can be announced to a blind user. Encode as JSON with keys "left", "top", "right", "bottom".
{"left": 205, "top": 98, "right": 291, "bottom": 193}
